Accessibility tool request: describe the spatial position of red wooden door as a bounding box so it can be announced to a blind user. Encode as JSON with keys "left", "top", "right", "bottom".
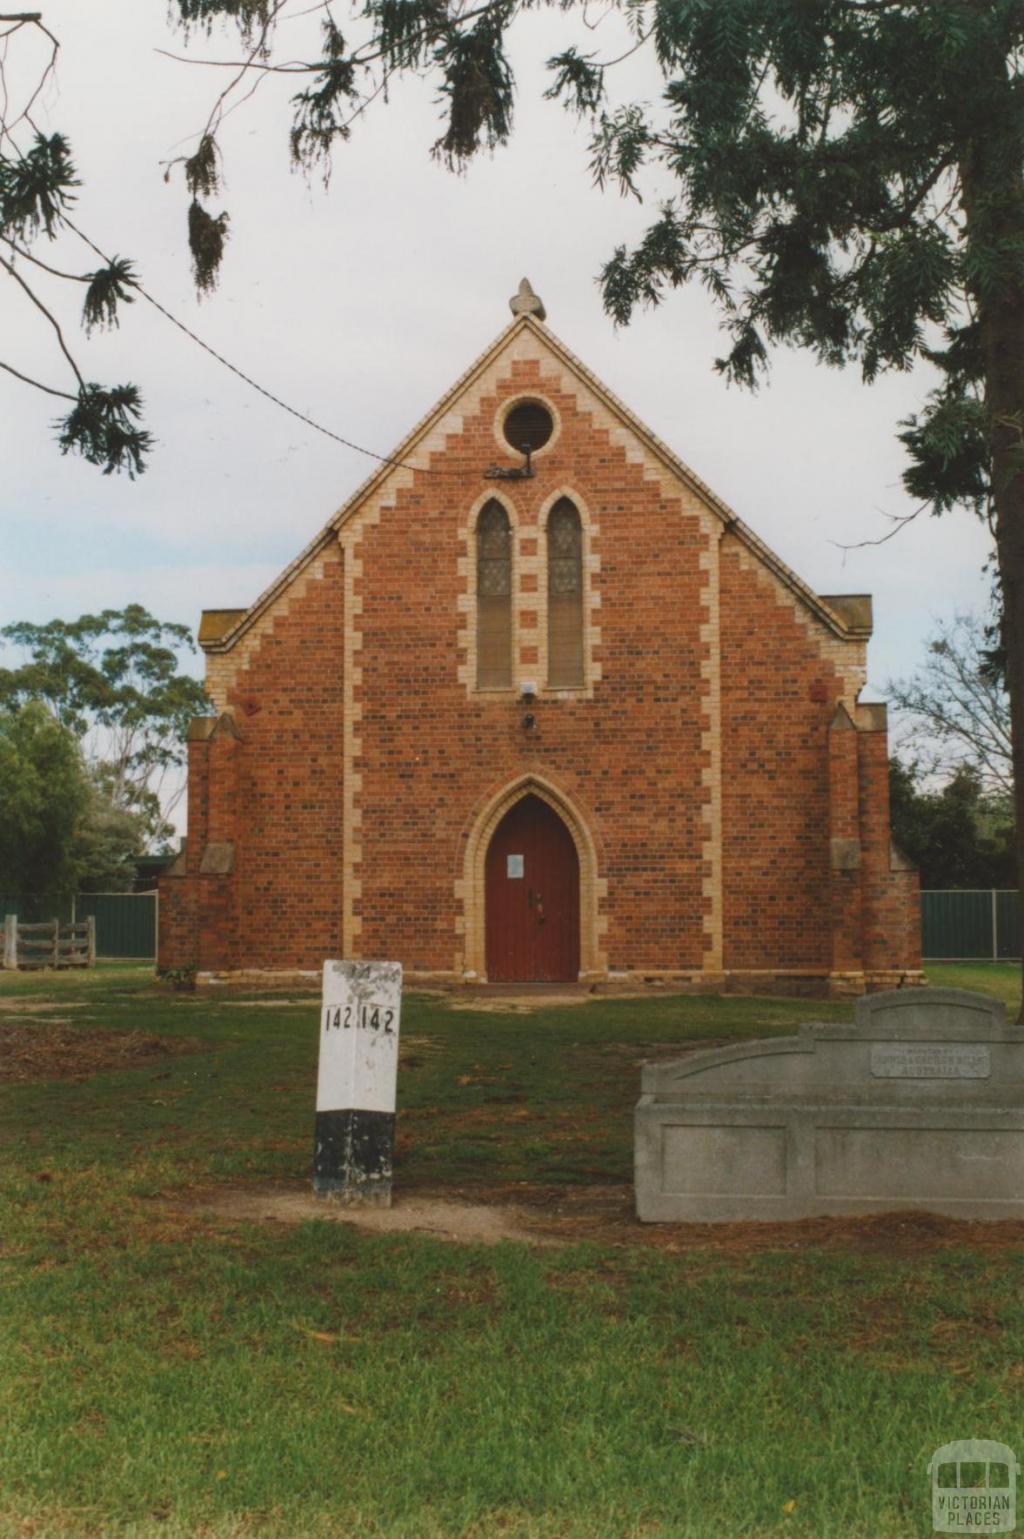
{"left": 485, "top": 795, "right": 580, "bottom": 982}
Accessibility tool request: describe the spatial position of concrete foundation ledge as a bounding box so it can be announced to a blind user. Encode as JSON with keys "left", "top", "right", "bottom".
{"left": 186, "top": 966, "right": 927, "bottom": 1000}
{"left": 194, "top": 969, "right": 321, "bottom": 991}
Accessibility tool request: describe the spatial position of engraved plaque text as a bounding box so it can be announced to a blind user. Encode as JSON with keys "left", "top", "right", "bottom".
{"left": 870, "top": 1043, "right": 991, "bottom": 1079}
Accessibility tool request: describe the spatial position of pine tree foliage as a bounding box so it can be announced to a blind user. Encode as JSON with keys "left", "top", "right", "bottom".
{"left": 82, "top": 257, "right": 138, "bottom": 335}
{"left": 187, "top": 200, "right": 230, "bottom": 296}
{"left": 183, "top": 136, "right": 221, "bottom": 199}
{"left": 289, "top": 22, "right": 361, "bottom": 177}
{"left": 175, "top": 0, "right": 274, "bottom": 41}
{"left": 0, "top": 17, "right": 151, "bottom": 476}
{"left": 0, "top": 130, "right": 78, "bottom": 239}
{"left": 55, "top": 385, "right": 151, "bottom": 479}
{"left": 429, "top": 6, "right": 516, "bottom": 167}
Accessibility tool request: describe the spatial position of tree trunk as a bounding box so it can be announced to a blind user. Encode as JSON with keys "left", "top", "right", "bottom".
{"left": 961, "top": 91, "right": 1024, "bottom": 1019}
{"left": 990, "top": 447, "right": 1024, "bottom": 1019}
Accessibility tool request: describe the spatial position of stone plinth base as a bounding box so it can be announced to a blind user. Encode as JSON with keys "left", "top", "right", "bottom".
{"left": 193, "top": 966, "right": 927, "bottom": 999}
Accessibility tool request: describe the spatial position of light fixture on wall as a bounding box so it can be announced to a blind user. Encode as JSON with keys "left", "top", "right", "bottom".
{"left": 483, "top": 445, "right": 534, "bottom": 481}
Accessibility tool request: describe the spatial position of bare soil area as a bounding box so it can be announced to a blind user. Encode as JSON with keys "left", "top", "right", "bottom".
{"left": 0, "top": 997, "right": 88, "bottom": 1014}
{"left": 1, "top": 1022, "right": 204, "bottom": 1083}
{"left": 185, "top": 1186, "right": 555, "bottom": 1246}
{"left": 177, "top": 1178, "right": 1024, "bottom": 1257}
{"left": 447, "top": 994, "right": 593, "bottom": 1012}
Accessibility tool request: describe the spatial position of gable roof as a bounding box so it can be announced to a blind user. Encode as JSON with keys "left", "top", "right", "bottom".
{"left": 200, "top": 313, "right": 870, "bottom": 654}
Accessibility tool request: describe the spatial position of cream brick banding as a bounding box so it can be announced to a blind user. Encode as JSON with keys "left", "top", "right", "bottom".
{"left": 699, "top": 517, "right": 724, "bottom": 972}
{"left": 167, "top": 301, "right": 917, "bottom": 997}
{"left": 198, "top": 315, "right": 870, "bottom": 666}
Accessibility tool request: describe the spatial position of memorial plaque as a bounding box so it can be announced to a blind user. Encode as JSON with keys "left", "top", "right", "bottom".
{"left": 313, "top": 960, "right": 402, "bottom": 1204}
{"left": 871, "top": 1043, "right": 990, "bottom": 1079}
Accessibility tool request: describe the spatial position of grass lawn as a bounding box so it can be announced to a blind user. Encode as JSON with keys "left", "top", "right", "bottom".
{"left": 1, "top": 963, "right": 1022, "bottom": 1538}
{"left": 923, "top": 960, "right": 1023, "bottom": 1016}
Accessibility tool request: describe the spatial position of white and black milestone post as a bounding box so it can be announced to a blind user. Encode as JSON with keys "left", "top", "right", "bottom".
{"left": 313, "top": 961, "right": 402, "bottom": 1205}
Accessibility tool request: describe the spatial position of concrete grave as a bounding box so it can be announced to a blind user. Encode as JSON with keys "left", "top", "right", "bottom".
{"left": 635, "top": 988, "right": 1024, "bottom": 1221}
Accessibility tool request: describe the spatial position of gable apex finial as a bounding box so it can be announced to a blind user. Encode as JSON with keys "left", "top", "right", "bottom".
{"left": 509, "top": 278, "right": 546, "bottom": 322}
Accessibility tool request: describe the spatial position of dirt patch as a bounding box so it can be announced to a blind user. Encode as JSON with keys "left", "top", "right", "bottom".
{"left": 1, "top": 1022, "right": 204, "bottom": 1083}
{"left": 194, "top": 970, "right": 320, "bottom": 993}
{"left": 0, "top": 998, "right": 88, "bottom": 1014}
{"left": 502, "top": 1185, "right": 1024, "bottom": 1255}
{"left": 183, "top": 1185, "right": 553, "bottom": 1247}
{"left": 447, "top": 994, "right": 592, "bottom": 1012}
{"left": 217, "top": 998, "right": 318, "bottom": 1009}
{"left": 400, "top": 1035, "right": 444, "bottom": 1055}
{"left": 173, "top": 1178, "right": 1024, "bottom": 1256}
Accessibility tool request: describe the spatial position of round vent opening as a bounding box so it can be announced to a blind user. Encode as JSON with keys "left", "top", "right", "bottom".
{"left": 502, "top": 400, "right": 554, "bottom": 454}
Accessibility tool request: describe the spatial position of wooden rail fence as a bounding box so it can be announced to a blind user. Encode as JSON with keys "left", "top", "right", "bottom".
{"left": 2, "top": 914, "right": 96, "bottom": 970}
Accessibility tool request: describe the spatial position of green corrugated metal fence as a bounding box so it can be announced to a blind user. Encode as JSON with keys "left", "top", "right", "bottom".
{"left": 921, "top": 890, "right": 1022, "bottom": 960}
{"left": 6, "top": 888, "right": 1020, "bottom": 966}
{"left": 73, "top": 894, "right": 156, "bottom": 959}
{"left": 1, "top": 893, "right": 156, "bottom": 959}
{"left": 996, "top": 891, "right": 1021, "bottom": 960}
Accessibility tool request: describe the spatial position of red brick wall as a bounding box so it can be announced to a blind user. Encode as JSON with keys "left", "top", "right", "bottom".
{"left": 160, "top": 549, "right": 346, "bottom": 972}
{"left": 354, "top": 357, "right": 709, "bottom": 973}
{"left": 859, "top": 724, "right": 922, "bottom": 972}
{"left": 225, "top": 549, "right": 346, "bottom": 970}
{"left": 160, "top": 348, "right": 919, "bottom": 987}
{"left": 719, "top": 537, "right": 839, "bottom": 971}
{"left": 157, "top": 873, "right": 197, "bottom": 973}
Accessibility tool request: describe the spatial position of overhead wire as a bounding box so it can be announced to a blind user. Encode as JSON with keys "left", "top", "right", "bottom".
{"left": 62, "top": 215, "right": 472, "bottom": 479}
{"left": 4, "top": 6, "right": 518, "bottom": 484}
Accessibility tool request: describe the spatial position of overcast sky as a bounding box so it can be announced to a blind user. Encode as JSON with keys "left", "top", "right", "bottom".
{"left": 4, "top": 2, "right": 993, "bottom": 727}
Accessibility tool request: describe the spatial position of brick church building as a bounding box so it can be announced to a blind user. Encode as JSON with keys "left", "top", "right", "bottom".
{"left": 159, "top": 282, "right": 921, "bottom": 994}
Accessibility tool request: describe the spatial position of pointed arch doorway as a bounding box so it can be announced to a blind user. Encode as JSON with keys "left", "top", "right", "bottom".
{"left": 484, "top": 794, "right": 580, "bottom": 982}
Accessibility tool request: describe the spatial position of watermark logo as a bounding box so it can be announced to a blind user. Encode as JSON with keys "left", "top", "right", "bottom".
{"left": 928, "top": 1440, "right": 1019, "bottom": 1533}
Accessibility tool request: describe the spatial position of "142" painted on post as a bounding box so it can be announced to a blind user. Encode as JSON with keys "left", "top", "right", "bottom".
{"left": 322, "top": 1003, "right": 396, "bottom": 1034}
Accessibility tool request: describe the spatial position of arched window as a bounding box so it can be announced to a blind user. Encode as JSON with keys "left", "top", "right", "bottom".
{"left": 547, "top": 498, "right": 583, "bottom": 687}
{"left": 477, "top": 500, "right": 512, "bottom": 688}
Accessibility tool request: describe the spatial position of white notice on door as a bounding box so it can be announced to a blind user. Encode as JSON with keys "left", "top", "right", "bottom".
{"left": 507, "top": 854, "right": 524, "bottom": 878}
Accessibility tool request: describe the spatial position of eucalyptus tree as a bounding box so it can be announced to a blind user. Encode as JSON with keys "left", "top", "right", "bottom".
{"left": 0, "top": 700, "right": 88, "bottom": 908}
{"left": 0, "top": 606, "right": 210, "bottom": 841}
{"left": 889, "top": 612, "right": 1011, "bottom": 797}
